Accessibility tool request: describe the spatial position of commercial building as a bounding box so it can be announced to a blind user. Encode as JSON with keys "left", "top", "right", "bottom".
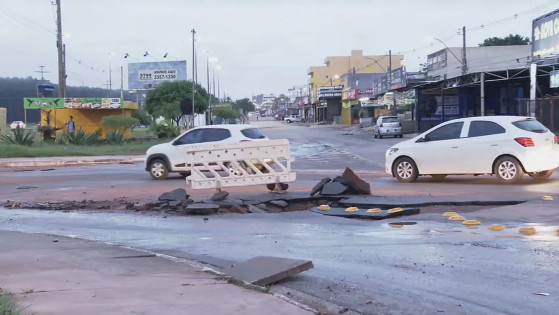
{"left": 307, "top": 50, "right": 403, "bottom": 122}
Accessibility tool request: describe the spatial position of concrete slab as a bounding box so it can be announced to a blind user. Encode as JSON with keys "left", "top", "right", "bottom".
{"left": 340, "top": 196, "right": 526, "bottom": 208}
{"left": 225, "top": 256, "right": 314, "bottom": 286}
{"left": 310, "top": 207, "right": 420, "bottom": 220}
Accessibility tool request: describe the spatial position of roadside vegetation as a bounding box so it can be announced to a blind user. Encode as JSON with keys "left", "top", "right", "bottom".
{"left": 0, "top": 288, "right": 21, "bottom": 315}
{"left": 0, "top": 125, "right": 167, "bottom": 158}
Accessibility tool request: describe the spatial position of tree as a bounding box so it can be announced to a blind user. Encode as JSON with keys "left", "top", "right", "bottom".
{"left": 212, "top": 105, "right": 239, "bottom": 119}
{"left": 232, "top": 98, "right": 255, "bottom": 114}
{"left": 145, "top": 81, "right": 209, "bottom": 125}
{"left": 479, "top": 34, "right": 530, "bottom": 47}
{"left": 131, "top": 109, "right": 152, "bottom": 127}
{"left": 101, "top": 115, "right": 139, "bottom": 133}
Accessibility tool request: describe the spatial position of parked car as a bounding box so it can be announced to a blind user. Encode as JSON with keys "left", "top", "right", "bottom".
{"left": 10, "top": 121, "right": 26, "bottom": 130}
{"left": 373, "top": 116, "right": 403, "bottom": 138}
{"left": 285, "top": 115, "right": 305, "bottom": 123}
{"left": 145, "top": 124, "right": 268, "bottom": 180}
{"left": 385, "top": 116, "right": 559, "bottom": 184}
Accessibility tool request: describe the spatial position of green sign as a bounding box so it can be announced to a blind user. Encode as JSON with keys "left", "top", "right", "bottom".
{"left": 24, "top": 97, "right": 123, "bottom": 109}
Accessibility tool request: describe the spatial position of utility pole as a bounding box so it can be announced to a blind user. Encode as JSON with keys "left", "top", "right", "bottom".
{"left": 217, "top": 75, "right": 220, "bottom": 102}
{"left": 206, "top": 56, "right": 211, "bottom": 125}
{"left": 462, "top": 26, "right": 468, "bottom": 76}
{"left": 56, "top": 0, "right": 65, "bottom": 97}
{"left": 108, "top": 55, "right": 112, "bottom": 98}
{"left": 120, "top": 65, "right": 124, "bottom": 99}
{"left": 191, "top": 28, "right": 196, "bottom": 128}
{"left": 35, "top": 66, "right": 50, "bottom": 81}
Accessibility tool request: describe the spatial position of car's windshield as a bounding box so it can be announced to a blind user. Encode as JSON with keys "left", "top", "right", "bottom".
{"left": 512, "top": 119, "right": 548, "bottom": 133}
{"left": 241, "top": 128, "right": 266, "bottom": 139}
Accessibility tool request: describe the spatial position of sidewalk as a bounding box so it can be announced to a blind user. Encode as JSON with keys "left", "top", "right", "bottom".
{"left": 0, "top": 155, "right": 144, "bottom": 168}
{"left": 0, "top": 231, "right": 311, "bottom": 315}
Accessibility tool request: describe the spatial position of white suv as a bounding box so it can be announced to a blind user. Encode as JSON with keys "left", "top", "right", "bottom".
{"left": 145, "top": 124, "right": 268, "bottom": 179}
{"left": 285, "top": 115, "right": 305, "bottom": 123}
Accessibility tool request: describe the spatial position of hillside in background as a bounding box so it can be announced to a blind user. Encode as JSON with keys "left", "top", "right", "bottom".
{"left": 0, "top": 77, "right": 136, "bottom": 123}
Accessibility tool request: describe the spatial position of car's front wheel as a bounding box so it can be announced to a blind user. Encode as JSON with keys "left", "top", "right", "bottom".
{"left": 494, "top": 156, "right": 523, "bottom": 184}
{"left": 149, "top": 158, "right": 169, "bottom": 180}
{"left": 393, "top": 157, "right": 418, "bottom": 183}
{"left": 528, "top": 170, "right": 553, "bottom": 180}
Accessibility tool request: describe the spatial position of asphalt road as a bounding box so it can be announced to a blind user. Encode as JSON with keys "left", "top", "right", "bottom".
{"left": 1, "top": 119, "right": 559, "bottom": 314}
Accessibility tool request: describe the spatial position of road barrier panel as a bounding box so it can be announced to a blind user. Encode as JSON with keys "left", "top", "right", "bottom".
{"left": 185, "top": 139, "right": 296, "bottom": 191}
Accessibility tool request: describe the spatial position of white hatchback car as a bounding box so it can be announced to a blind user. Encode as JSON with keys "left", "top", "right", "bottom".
{"left": 145, "top": 124, "right": 268, "bottom": 179}
{"left": 285, "top": 115, "right": 305, "bottom": 123}
{"left": 373, "top": 116, "right": 403, "bottom": 138}
{"left": 385, "top": 116, "right": 559, "bottom": 183}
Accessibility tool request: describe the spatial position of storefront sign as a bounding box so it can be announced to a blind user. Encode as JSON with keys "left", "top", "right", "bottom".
{"left": 532, "top": 9, "right": 559, "bottom": 58}
{"left": 391, "top": 67, "right": 407, "bottom": 90}
{"left": 318, "top": 85, "right": 343, "bottom": 99}
{"left": 24, "top": 97, "right": 123, "bottom": 109}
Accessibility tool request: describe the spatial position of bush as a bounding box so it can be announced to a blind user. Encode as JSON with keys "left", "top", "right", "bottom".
{"left": 151, "top": 122, "right": 180, "bottom": 139}
{"left": 101, "top": 115, "right": 139, "bottom": 133}
{"left": 107, "top": 131, "right": 124, "bottom": 144}
{"left": 61, "top": 128, "right": 100, "bottom": 145}
{"left": 0, "top": 127, "right": 35, "bottom": 146}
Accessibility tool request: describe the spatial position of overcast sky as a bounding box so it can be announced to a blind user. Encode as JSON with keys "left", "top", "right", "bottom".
{"left": 0, "top": 0, "right": 556, "bottom": 99}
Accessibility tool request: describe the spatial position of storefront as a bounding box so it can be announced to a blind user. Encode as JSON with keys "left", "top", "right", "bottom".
{"left": 317, "top": 85, "right": 343, "bottom": 123}
{"left": 23, "top": 97, "right": 138, "bottom": 138}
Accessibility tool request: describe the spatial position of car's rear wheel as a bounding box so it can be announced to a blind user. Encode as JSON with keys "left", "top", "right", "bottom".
{"left": 393, "top": 157, "right": 418, "bottom": 183}
{"left": 430, "top": 174, "right": 447, "bottom": 181}
{"left": 494, "top": 156, "right": 523, "bottom": 184}
{"left": 149, "top": 159, "right": 169, "bottom": 180}
{"left": 528, "top": 170, "right": 553, "bottom": 180}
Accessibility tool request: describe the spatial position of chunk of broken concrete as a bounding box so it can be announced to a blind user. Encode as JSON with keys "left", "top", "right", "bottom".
{"left": 320, "top": 182, "right": 348, "bottom": 196}
{"left": 269, "top": 200, "right": 289, "bottom": 208}
{"left": 310, "top": 177, "right": 332, "bottom": 196}
{"left": 168, "top": 200, "right": 182, "bottom": 207}
{"left": 185, "top": 203, "right": 219, "bottom": 215}
{"left": 211, "top": 191, "right": 230, "bottom": 201}
{"left": 342, "top": 167, "right": 371, "bottom": 195}
{"left": 247, "top": 205, "right": 267, "bottom": 214}
{"left": 158, "top": 188, "right": 189, "bottom": 202}
{"left": 225, "top": 256, "right": 314, "bottom": 286}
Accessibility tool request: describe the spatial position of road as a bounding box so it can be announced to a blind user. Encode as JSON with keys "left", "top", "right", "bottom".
{"left": 1, "top": 119, "right": 559, "bottom": 314}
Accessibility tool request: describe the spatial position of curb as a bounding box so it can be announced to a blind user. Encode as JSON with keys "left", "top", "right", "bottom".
{"left": 0, "top": 157, "right": 145, "bottom": 168}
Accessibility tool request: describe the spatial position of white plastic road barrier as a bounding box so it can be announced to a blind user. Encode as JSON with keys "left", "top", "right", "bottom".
{"left": 185, "top": 139, "right": 296, "bottom": 191}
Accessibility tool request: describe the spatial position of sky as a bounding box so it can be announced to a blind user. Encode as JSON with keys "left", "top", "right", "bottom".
{"left": 0, "top": 0, "right": 557, "bottom": 99}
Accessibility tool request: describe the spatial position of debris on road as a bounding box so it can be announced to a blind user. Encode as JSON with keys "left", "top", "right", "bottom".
{"left": 224, "top": 256, "right": 313, "bottom": 286}
{"left": 449, "top": 215, "right": 466, "bottom": 221}
{"left": 310, "top": 168, "right": 371, "bottom": 196}
{"left": 158, "top": 188, "right": 189, "bottom": 203}
{"left": 443, "top": 212, "right": 459, "bottom": 217}
{"left": 543, "top": 195, "right": 554, "bottom": 201}
{"left": 462, "top": 220, "right": 482, "bottom": 226}
{"left": 533, "top": 292, "right": 550, "bottom": 296}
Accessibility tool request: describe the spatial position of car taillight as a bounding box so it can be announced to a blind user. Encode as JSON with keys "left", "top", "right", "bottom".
{"left": 515, "top": 137, "right": 534, "bottom": 147}
{"left": 555, "top": 135, "right": 558, "bottom": 144}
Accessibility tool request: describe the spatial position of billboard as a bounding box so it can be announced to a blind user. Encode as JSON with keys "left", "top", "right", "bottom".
{"left": 37, "top": 84, "right": 55, "bottom": 97}
{"left": 24, "top": 98, "right": 123, "bottom": 109}
{"left": 127, "top": 61, "right": 187, "bottom": 90}
{"left": 532, "top": 9, "right": 559, "bottom": 58}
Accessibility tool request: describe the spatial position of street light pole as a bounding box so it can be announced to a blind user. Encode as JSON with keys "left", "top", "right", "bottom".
{"left": 191, "top": 28, "right": 196, "bottom": 128}
{"left": 206, "top": 56, "right": 211, "bottom": 125}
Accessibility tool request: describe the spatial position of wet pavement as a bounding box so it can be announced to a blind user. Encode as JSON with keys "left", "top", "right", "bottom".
{"left": 1, "top": 201, "right": 558, "bottom": 314}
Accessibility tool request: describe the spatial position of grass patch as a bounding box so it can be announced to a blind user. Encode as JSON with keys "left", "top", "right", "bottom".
{"left": 0, "top": 138, "right": 168, "bottom": 158}
{"left": 0, "top": 288, "right": 21, "bottom": 315}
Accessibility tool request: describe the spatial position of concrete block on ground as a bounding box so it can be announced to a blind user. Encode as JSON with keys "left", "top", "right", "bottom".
{"left": 158, "top": 188, "right": 189, "bottom": 202}
{"left": 320, "top": 182, "right": 348, "bottom": 196}
{"left": 342, "top": 167, "right": 371, "bottom": 195}
{"left": 310, "top": 177, "right": 331, "bottom": 196}
{"left": 225, "top": 256, "right": 314, "bottom": 286}
{"left": 185, "top": 203, "right": 220, "bottom": 215}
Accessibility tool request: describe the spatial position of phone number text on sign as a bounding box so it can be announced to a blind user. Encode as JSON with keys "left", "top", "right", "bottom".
{"left": 138, "top": 69, "right": 178, "bottom": 81}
